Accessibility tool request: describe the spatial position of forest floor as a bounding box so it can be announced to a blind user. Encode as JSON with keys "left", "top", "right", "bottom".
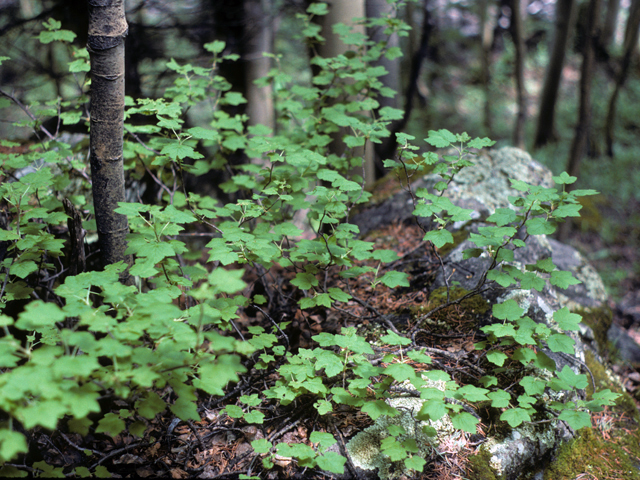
{"left": 17, "top": 201, "right": 640, "bottom": 479}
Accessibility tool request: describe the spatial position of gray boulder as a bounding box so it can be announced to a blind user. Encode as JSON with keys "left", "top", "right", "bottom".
{"left": 346, "top": 147, "right": 622, "bottom": 480}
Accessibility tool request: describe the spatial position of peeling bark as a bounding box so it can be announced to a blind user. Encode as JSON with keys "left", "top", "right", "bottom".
{"left": 87, "top": 0, "right": 129, "bottom": 268}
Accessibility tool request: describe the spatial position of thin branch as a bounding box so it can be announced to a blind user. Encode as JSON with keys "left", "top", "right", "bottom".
{"left": 0, "top": 88, "right": 55, "bottom": 141}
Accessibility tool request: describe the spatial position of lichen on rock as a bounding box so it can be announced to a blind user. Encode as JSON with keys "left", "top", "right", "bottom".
{"left": 346, "top": 379, "right": 462, "bottom": 479}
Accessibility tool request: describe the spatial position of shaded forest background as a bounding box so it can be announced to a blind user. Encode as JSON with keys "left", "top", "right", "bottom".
{"left": 1, "top": 0, "right": 639, "bottom": 303}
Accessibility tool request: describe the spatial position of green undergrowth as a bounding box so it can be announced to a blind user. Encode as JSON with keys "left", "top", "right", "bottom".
{"left": 0, "top": 3, "right": 623, "bottom": 478}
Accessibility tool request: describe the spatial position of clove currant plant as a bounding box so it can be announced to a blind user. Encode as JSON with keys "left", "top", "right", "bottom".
{"left": 0, "top": 3, "right": 619, "bottom": 477}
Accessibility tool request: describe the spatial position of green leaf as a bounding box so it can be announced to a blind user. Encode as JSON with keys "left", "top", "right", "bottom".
{"left": 558, "top": 410, "right": 591, "bottom": 430}
{"left": 380, "top": 437, "right": 407, "bottom": 461}
{"left": 455, "top": 385, "right": 489, "bottom": 402}
{"left": 244, "top": 410, "right": 265, "bottom": 424}
{"left": 407, "top": 350, "right": 432, "bottom": 364}
{"left": 550, "top": 271, "right": 581, "bottom": 289}
{"left": 487, "top": 390, "right": 510, "bottom": 408}
{"left": 571, "top": 189, "right": 599, "bottom": 197}
{"left": 291, "top": 272, "right": 318, "bottom": 289}
{"left": 161, "top": 142, "right": 203, "bottom": 160}
{"left": 10, "top": 260, "right": 38, "bottom": 279}
{"left": 586, "top": 389, "right": 619, "bottom": 412}
{"left": 467, "top": 137, "right": 496, "bottom": 149}
{"left": 314, "top": 350, "right": 343, "bottom": 377}
{"left": 557, "top": 365, "right": 588, "bottom": 389}
{"left": 519, "top": 377, "right": 546, "bottom": 396}
{"left": 381, "top": 330, "right": 411, "bottom": 346}
{"left": 552, "top": 172, "right": 577, "bottom": 185}
{"left": 32, "top": 461, "right": 65, "bottom": 478}
{"left": 480, "top": 375, "right": 498, "bottom": 387}
{"left": 423, "top": 229, "right": 454, "bottom": 248}
{"left": 15, "top": 301, "right": 65, "bottom": 329}
{"left": 240, "top": 394, "right": 261, "bottom": 407}
{"left": 0, "top": 429, "right": 28, "bottom": 462}
{"left": 206, "top": 238, "right": 239, "bottom": 265}
{"left": 137, "top": 241, "right": 175, "bottom": 264}
{"left": 222, "top": 92, "right": 246, "bottom": 106}
{"left": 405, "top": 455, "right": 427, "bottom": 472}
{"left": 553, "top": 204, "right": 582, "bottom": 218}
{"left": 328, "top": 288, "right": 351, "bottom": 303}
{"left": 316, "top": 451, "right": 346, "bottom": 474}
{"left": 492, "top": 299, "right": 525, "bottom": 321}
{"left": 372, "top": 249, "right": 399, "bottom": 263}
{"left": 225, "top": 405, "right": 244, "bottom": 418}
{"left": 486, "top": 269, "right": 517, "bottom": 288}
{"left": 277, "top": 442, "right": 315, "bottom": 462}
{"left": 136, "top": 392, "right": 166, "bottom": 419}
{"left": 196, "top": 355, "right": 245, "bottom": 396}
{"left": 361, "top": 400, "right": 398, "bottom": 420}
{"left": 425, "top": 129, "right": 456, "bottom": 148}
{"left": 251, "top": 438, "right": 272, "bottom": 454}
{"left": 533, "top": 351, "right": 557, "bottom": 371}
{"left": 95, "top": 413, "right": 126, "bottom": 438}
{"left": 451, "top": 412, "right": 479, "bottom": 433}
{"left": 500, "top": 408, "right": 531, "bottom": 427}
{"left": 486, "top": 351, "right": 508, "bottom": 366}
{"left": 39, "top": 29, "right": 76, "bottom": 44}
{"left": 417, "top": 399, "right": 446, "bottom": 422}
{"left": 170, "top": 396, "right": 201, "bottom": 422}
{"left": 208, "top": 268, "right": 247, "bottom": 294}
{"left": 384, "top": 363, "right": 417, "bottom": 382}
{"left": 517, "top": 271, "right": 546, "bottom": 292}
{"left": 547, "top": 334, "right": 575, "bottom": 354}
{"left": 525, "top": 217, "right": 556, "bottom": 235}
{"left": 204, "top": 40, "right": 226, "bottom": 53}
{"left": 534, "top": 257, "right": 556, "bottom": 273}
{"left": 307, "top": 2, "right": 329, "bottom": 15}
{"left": 68, "top": 58, "right": 90, "bottom": 72}
{"left": 482, "top": 322, "right": 516, "bottom": 339}
{"left": 187, "top": 126, "right": 221, "bottom": 141}
{"left": 554, "top": 307, "right": 582, "bottom": 331}
{"left": 379, "top": 270, "right": 409, "bottom": 288}
{"left": 314, "top": 399, "right": 333, "bottom": 415}
{"left": 310, "top": 431, "right": 336, "bottom": 450}
{"left": 517, "top": 395, "right": 536, "bottom": 408}
{"left": 486, "top": 208, "right": 517, "bottom": 226}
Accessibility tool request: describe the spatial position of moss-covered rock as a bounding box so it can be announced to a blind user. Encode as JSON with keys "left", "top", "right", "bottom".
{"left": 545, "top": 428, "right": 640, "bottom": 480}
{"left": 578, "top": 306, "right": 614, "bottom": 356}
{"left": 467, "top": 446, "right": 501, "bottom": 480}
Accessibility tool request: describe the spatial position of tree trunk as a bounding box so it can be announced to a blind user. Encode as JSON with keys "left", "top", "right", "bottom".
{"left": 533, "top": 0, "right": 576, "bottom": 149}
{"left": 317, "top": 0, "right": 375, "bottom": 187}
{"left": 366, "top": 0, "right": 401, "bottom": 111}
{"left": 566, "top": 0, "right": 602, "bottom": 179}
{"left": 245, "top": 0, "right": 275, "bottom": 131}
{"left": 376, "top": 0, "right": 433, "bottom": 162}
{"left": 87, "top": 0, "right": 130, "bottom": 268}
{"left": 601, "top": 0, "right": 621, "bottom": 49}
{"left": 210, "top": 0, "right": 248, "bottom": 116}
{"left": 366, "top": 0, "right": 401, "bottom": 175}
{"left": 509, "top": 0, "right": 527, "bottom": 149}
{"left": 604, "top": 0, "right": 640, "bottom": 156}
{"left": 479, "top": 0, "right": 496, "bottom": 135}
